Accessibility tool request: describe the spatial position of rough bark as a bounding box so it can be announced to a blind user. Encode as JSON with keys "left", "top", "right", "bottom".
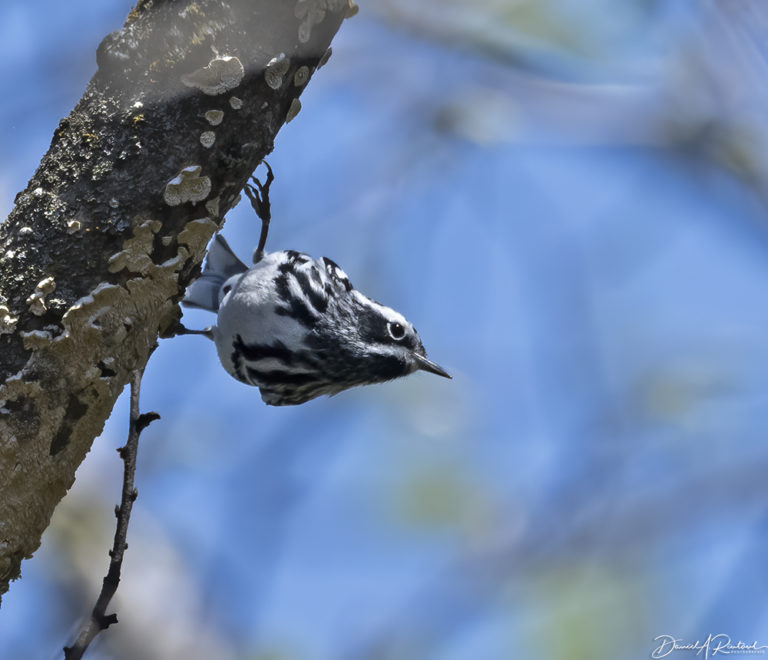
{"left": 0, "top": 0, "right": 350, "bottom": 601}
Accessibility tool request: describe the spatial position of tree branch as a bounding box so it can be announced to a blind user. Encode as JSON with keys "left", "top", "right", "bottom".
{"left": 63, "top": 369, "right": 158, "bottom": 659}
{"left": 0, "top": 0, "right": 352, "bottom": 600}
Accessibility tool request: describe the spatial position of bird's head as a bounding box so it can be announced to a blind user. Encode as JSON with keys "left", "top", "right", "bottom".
{"left": 308, "top": 282, "right": 451, "bottom": 389}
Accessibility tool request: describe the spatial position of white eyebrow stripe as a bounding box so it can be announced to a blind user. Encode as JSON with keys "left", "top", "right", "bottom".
{"left": 352, "top": 290, "right": 408, "bottom": 325}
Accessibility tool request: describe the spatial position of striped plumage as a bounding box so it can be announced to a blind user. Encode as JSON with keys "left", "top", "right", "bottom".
{"left": 183, "top": 235, "right": 450, "bottom": 406}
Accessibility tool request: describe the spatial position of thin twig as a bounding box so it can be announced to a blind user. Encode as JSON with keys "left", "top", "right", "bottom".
{"left": 63, "top": 370, "right": 160, "bottom": 660}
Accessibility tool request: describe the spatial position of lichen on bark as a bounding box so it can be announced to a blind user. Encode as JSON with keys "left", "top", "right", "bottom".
{"left": 0, "top": 0, "right": 350, "bottom": 600}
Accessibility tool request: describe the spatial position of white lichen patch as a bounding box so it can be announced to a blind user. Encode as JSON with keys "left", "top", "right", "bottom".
{"left": 164, "top": 165, "right": 212, "bottom": 206}
{"left": 156, "top": 249, "right": 189, "bottom": 272}
{"left": 205, "top": 109, "right": 224, "bottom": 125}
{"left": 181, "top": 56, "right": 244, "bottom": 96}
{"left": 265, "top": 53, "right": 290, "bottom": 90}
{"left": 60, "top": 282, "right": 144, "bottom": 350}
{"left": 318, "top": 47, "right": 332, "bottom": 68}
{"left": 286, "top": 98, "right": 302, "bottom": 123}
{"left": 200, "top": 131, "right": 216, "bottom": 148}
{"left": 67, "top": 220, "right": 81, "bottom": 234}
{"left": 297, "top": 19, "right": 313, "bottom": 44}
{"left": 60, "top": 283, "right": 119, "bottom": 332}
{"left": 57, "top": 283, "right": 133, "bottom": 358}
{"left": 229, "top": 96, "right": 243, "bottom": 110}
{"left": 295, "top": 0, "right": 330, "bottom": 43}
{"left": 21, "top": 330, "right": 52, "bottom": 350}
{"left": 25, "top": 277, "right": 56, "bottom": 317}
{"left": 36, "top": 277, "right": 56, "bottom": 295}
{"left": 293, "top": 66, "right": 310, "bottom": 87}
{"left": 26, "top": 292, "right": 47, "bottom": 316}
{"left": 107, "top": 219, "right": 162, "bottom": 275}
{"left": 18, "top": 227, "right": 33, "bottom": 237}
{"left": 0, "top": 305, "right": 18, "bottom": 335}
{"left": 205, "top": 196, "right": 220, "bottom": 217}
{"left": 178, "top": 217, "right": 218, "bottom": 251}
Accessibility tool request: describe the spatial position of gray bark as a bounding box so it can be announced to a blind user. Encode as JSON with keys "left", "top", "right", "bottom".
{"left": 0, "top": 0, "right": 350, "bottom": 600}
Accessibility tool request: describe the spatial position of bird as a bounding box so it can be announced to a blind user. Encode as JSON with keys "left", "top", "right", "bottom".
{"left": 180, "top": 163, "right": 450, "bottom": 406}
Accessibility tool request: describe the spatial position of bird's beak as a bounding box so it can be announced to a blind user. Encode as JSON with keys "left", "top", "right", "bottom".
{"left": 413, "top": 353, "right": 452, "bottom": 379}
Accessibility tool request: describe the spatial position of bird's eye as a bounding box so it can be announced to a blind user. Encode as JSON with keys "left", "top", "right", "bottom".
{"left": 388, "top": 321, "right": 406, "bottom": 340}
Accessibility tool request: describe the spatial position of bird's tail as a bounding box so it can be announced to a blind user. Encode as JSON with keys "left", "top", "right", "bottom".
{"left": 182, "top": 234, "right": 248, "bottom": 312}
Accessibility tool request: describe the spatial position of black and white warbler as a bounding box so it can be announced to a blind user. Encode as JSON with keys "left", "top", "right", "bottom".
{"left": 181, "top": 163, "right": 450, "bottom": 406}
